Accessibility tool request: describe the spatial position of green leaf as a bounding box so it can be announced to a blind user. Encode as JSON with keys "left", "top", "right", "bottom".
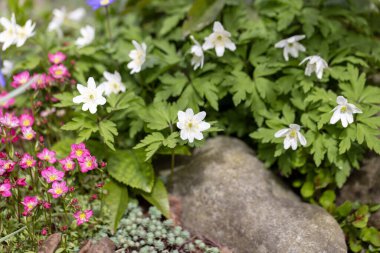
{"left": 336, "top": 201, "right": 353, "bottom": 217}
{"left": 319, "top": 190, "right": 336, "bottom": 209}
{"left": 103, "top": 179, "right": 129, "bottom": 233}
{"left": 107, "top": 150, "right": 155, "bottom": 193}
{"left": 134, "top": 132, "right": 165, "bottom": 161}
{"left": 54, "top": 92, "right": 75, "bottom": 108}
{"left": 51, "top": 138, "right": 75, "bottom": 159}
{"left": 182, "top": 0, "right": 225, "bottom": 36}
{"left": 99, "top": 120, "right": 118, "bottom": 150}
{"left": 352, "top": 205, "right": 369, "bottom": 228}
{"left": 141, "top": 179, "right": 170, "bottom": 218}
{"left": 301, "top": 181, "right": 314, "bottom": 198}
{"left": 360, "top": 227, "right": 380, "bottom": 247}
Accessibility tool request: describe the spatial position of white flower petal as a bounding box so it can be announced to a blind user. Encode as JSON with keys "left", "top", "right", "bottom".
{"left": 330, "top": 108, "right": 341, "bottom": 124}
{"left": 274, "top": 128, "right": 289, "bottom": 138}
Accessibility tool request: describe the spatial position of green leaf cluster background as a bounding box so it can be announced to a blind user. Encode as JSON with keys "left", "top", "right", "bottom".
{"left": 4, "top": 0, "right": 380, "bottom": 251}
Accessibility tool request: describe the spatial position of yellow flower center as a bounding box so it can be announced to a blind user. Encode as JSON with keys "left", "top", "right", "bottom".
{"left": 66, "top": 163, "right": 73, "bottom": 169}
{"left": 21, "top": 78, "right": 27, "bottom": 84}
{"left": 340, "top": 106, "right": 347, "bottom": 113}
{"left": 55, "top": 69, "right": 63, "bottom": 76}
{"left": 289, "top": 130, "right": 297, "bottom": 138}
{"left": 25, "top": 133, "right": 33, "bottom": 140}
{"left": 187, "top": 122, "right": 193, "bottom": 128}
{"left": 27, "top": 203, "right": 34, "bottom": 210}
{"left": 101, "top": 0, "right": 110, "bottom": 5}
{"left": 55, "top": 188, "right": 63, "bottom": 195}
{"left": 26, "top": 160, "right": 33, "bottom": 166}
{"left": 23, "top": 119, "right": 30, "bottom": 126}
{"left": 86, "top": 161, "right": 92, "bottom": 167}
{"left": 44, "top": 155, "right": 50, "bottom": 160}
{"left": 76, "top": 150, "right": 83, "bottom": 157}
{"left": 49, "top": 175, "right": 57, "bottom": 181}
{"left": 79, "top": 213, "right": 86, "bottom": 220}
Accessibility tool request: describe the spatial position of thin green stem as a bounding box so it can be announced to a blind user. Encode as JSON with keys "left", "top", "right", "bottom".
{"left": 105, "top": 6, "right": 113, "bottom": 43}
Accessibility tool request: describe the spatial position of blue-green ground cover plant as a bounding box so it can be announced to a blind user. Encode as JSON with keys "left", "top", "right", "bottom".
{"left": 1, "top": 0, "right": 380, "bottom": 251}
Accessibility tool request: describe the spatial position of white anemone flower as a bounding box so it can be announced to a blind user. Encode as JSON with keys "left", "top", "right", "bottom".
{"left": 101, "top": 71, "right": 126, "bottom": 96}
{"left": 73, "top": 77, "right": 106, "bottom": 114}
{"left": 0, "top": 14, "right": 18, "bottom": 51}
{"left": 48, "top": 8, "right": 86, "bottom": 36}
{"left": 177, "top": 108, "right": 210, "bottom": 143}
{"left": 300, "top": 55, "right": 328, "bottom": 80}
{"left": 275, "top": 35, "right": 306, "bottom": 61}
{"left": 190, "top": 36, "right": 204, "bottom": 70}
{"left": 202, "top": 21, "right": 236, "bottom": 57}
{"left": 274, "top": 124, "right": 307, "bottom": 150}
{"left": 75, "top": 25, "right": 95, "bottom": 48}
{"left": 330, "top": 96, "right": 362, "bottom": 128}
{"left": 15, "top": 20, "right": 35, "bottom": 47}
{"left": 1, "top": 60, "right": 13, "bottom": 76}
{"left": 127, "top": 40, "right": 147, "bottom": 74}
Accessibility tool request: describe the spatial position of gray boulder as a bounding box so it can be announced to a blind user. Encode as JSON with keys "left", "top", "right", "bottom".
{"left": 338, "top": 156, "right": 380, "bottom": 228}
{"left": 172, "top": 136, "right": 347, "bottom": 253}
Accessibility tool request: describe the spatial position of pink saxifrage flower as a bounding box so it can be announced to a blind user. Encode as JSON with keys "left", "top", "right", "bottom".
{"left": 59, "top": 157, "right": 76, "bottom": 171}
{"left": 0, "top": 113, "right": 19, "bottom": 128}
{"left": 16, "top": 178, "right": 27, "bottom": 187}
{"left": 48, "top": 52, "right": 66, "bottom": 65}
{"left": 11, "top": 71, "right": 30, "bottom": 88}
{"left": 70, "top": 143, "right": 90, "bottom": 161}
{"left": 0, "top": 159, "right": 15, "bottom": 173}
{"left": 31, "top": 73, "right": 49, "bottom": 90}
{"left": 19, "top": 113, "right": 34, "bottom": 127}
{"left": 49, "top": 64, "right": 69, "bottom": 79}
{"left": 48, "top": 181, "right": 68, "bottom": 198}
{"left": 0, "top": 91, "right": 15, "bottom": 108}
{"left": 41, "top": 166, "right": 65, "bottom": 183}
{"left": 21, "top": 196, "right": 39, "bottom": 213}
{"left": 21, "top": 127, "right": 36, "bottom": 140}
{"left": 0, "top": 182, "right": 12, "bottom": 197}
{"left": 79, "top": 155, "right": 97, "bottom": 173}
{"left": 20, "top": 153, "right": 36, "bottom": 169}
{"left": 37, "top": 148, "right": 57, "bottom": 163}
{"left": 73, "top": 209, "right": 93, "bottom": 225}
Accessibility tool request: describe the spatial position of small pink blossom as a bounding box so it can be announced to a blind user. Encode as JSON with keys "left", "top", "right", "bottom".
{"left": 31, "top": 73, "right": 49, "bottom": 90}
{"left": 0, "top": 91, "right": 15, "bottom": 108}
{"left": 16, "top": 178, "right": 27, "bottom": 187}
{"left": 73, "top": 209, "right": 93, "bottom": 225}
{"left": 48, "top": 181, "right": 68, "bottom": 198}
{"left": 21, "top": 127, "right": 36, "bottom": 140}
{"left": 70, "top": 143, "right": 90, "bottom": 161}
{"left": 0, "top": 113, "right": 19, "bottom": 128}
{"left": 0, "top": 183, "right": 12, "bottom": 197}
{"left": 0, "top": 159, "right": 15, "bottom": 173}
{"left": 59, "top": 157, "right": 76, "bottom": 171}
{"left": 49, "top": 64, "right": 69, "bottom": 79}
{"left": 11, "top": 71, "right": 30, "bottom": 88}
{"left": 19, "top": 113, "right": 34, "bottom": 127}
{"left": 79, "top": 155, "right": 97, "bottom": 173}
{"left": 41, "top": 166, "right": 65, "bottom": 183}
{"left": 19, "top": 153, "right": 36, "bottom": 169}
{"left": 21, "top": 196, "right": 39, "bottom": 213}
{"left": 41, "top": 228, "right": 48, "bottom": 236}
{"left": 37, "top": 148, "right": 57, "bottom": 163}
{"left": 42, "top": 201, "right": 51, "bottom": 209}
{"left": 48, "top": 52, "right": 66, "bottom": 65}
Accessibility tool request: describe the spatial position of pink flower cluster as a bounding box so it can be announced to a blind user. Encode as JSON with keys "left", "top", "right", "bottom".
{"left": 0, "top": 142, "right": 100, "bottom": 226}
{"left": 11, "top": 52, "right": 70, "bottom": 90}
{"left": 0, "top": 112, "right": 36, "bottom": 143}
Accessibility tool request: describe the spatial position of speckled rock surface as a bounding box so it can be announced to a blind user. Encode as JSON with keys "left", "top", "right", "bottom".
{"left": 338, "top": 156, "right": 380, "bottom": 228}
{"left": 172, "top": 136, "right": 347, "bottom": 253}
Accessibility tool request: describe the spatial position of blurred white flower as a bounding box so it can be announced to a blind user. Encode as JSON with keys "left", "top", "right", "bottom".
{"left": 73, "top": 77, "right": 106, "bottom": 114}
{"left": 275, "top": 35, "right": 306, "bottom": 61}
{"left": 15, "top": 20, "right": 35, "bottom": 47}
{"left": 202, "top": 21, "right": 236, "bottom": 57}
{"left": 300, "top": 55, "right": 328, "bottom": 80}
{"left": 274, "top": 124, "right": 307, "bottom": 150}
{"left": 48, "top": 7, "right": 86, "bottom": 36}
{"left": 0, "top": 14, "right": 18, "bottom": 51}
{"left": 127, "top": 40, "right": 147, "bottom": 74}
{"left": 190, "top": 35, "right": 204, "bottom": 70}
{"left": 75, "top": 25, "right": 95, "bottom": 48}
{"left": 330, "top": 96, "right": 362, "bottom": 128}
{"left": 1, "top": 60, "right": 13, "bottom": 76}
{"left": 101, "top": 71, "right": 126, "bottom": 96}
{"left": 177, "top": 108, "right": 210, "bottom": 143}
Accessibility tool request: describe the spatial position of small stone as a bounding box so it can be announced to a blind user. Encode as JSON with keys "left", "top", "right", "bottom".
{"left": 38, "top": 233, "right": 61, "bottom": 253}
